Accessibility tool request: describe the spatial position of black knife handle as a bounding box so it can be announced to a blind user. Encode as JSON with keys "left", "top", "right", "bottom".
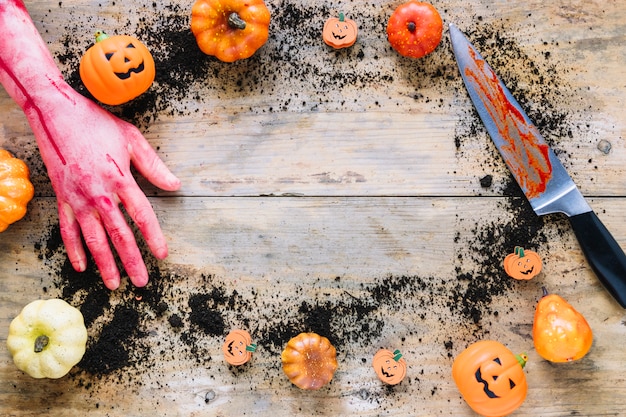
{"left": 569, "top": 211, "right": 626, "bottom": 308}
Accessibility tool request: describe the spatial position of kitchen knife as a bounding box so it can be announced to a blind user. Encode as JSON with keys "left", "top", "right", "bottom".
{"left": 449, "top": 23, "right": 626, "bottom": 308}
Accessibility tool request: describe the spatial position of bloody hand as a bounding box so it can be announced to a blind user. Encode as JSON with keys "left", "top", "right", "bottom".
{"left": 0, "top": 1, "right": 180, "bottom": 289}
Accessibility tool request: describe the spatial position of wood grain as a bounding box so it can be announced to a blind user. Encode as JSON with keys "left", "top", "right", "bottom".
{"left": 1, "top": 0, "right": 626, "bottom": 416}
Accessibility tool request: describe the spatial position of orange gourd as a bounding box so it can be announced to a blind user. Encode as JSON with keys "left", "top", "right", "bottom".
{"left": 281, "top": 332, "right": 338, "bottom": 390}
{"left": 452, "top": 340, "right": 528, "bottom": 417}
{"left": 222, "top": 329, "right": 256, "bottom": 365}
{"left": 322, "top": 13, "right": 358, "bottom": 49}
{"left": 79, "top": 31, "right": 155, "bottom": 106}
{"left": 191, "top": 0, "right": 271, "bottom": 62}
{"left": 386, "top": 1, "right": 442, "bottom": 59}
{"left": 0, "top": 149, "right": 34, "bottom": 232}
{"left": 533, "top": 288, "right": 593, "bottom": 362}
{"left": 372, "top": 348, "right": 407, "bottom": 385}
{"left": 503, "top": 246, "right": 542, "bottom": 280}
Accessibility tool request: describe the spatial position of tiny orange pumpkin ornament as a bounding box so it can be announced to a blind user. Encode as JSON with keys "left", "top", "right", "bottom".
{"left": 222, "top": 329, "right": 257, "bottom": 365}
{"left": 79, "top": 31, "right": 155, "bottom": 105}
{"left": 191, "top": 0, "right": 271, "bottom": 62}
{"left": 503, "top": 246, "right": 542, "bottom": 280}
{"left": 452, "top": 340, "right": 528, "bottom": 417}
{"left": 386, "top": 1, "right": 442, "bottom": 59}
{"left": 372, "top": 348, "right": 407, "bottom": 385}
{"left": 533, "top": 287, "right": 593, "bottom": 362}
{"left": 322, "top": 13, "right": 358, "bottom": 49}
{"left": 0, "top": 149, "right": 34, "bottom": 232}
{"left": 281, "top": 332, "right": 338, "bottom": 390}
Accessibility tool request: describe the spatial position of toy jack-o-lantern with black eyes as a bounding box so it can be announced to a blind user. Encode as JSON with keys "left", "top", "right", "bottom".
{"left": 222, "top": 329, "right": 257, "bottom": 366}
{"left": 373, "top": 348, "right": 407, "bottom": 385}
{"left": 503, "top": 246, "right": 542, "bottom": 280}
{"left": 452, "top": 340, "right": 528, "bottom": 417}
{"left": 79, "top": 31, "right": 155, "bottom": 105}
{"left": 323, "top": 13, "right": 358, "bottom": 49}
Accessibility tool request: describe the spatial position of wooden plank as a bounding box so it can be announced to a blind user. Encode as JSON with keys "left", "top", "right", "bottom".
{"left": 1, "top": 197, "right": 625, "bottom": 416}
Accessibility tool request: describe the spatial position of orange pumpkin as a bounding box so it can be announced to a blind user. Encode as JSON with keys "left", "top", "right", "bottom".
{"left": 386, "top": 1, "right": 442, "bottom": 59}
{"left": 533, "top": 288, "right": 593, "bottom": 362}
{"left": 281, "top": 332, "right": 338, "bottom": 390}
{"left": 79, "top": 31, "right": 155, "bottom": 106}
{"left": 191, "top": 0, "right": 271, "bottom": 62}
{"left": 372, "top": 348, "right": 406, "bottom": 385}
{"left": 503, "top": 246, "right": 542, "bottom": 280}
{"left": 0, "top": 149, "right": 34, "bottom": 232}
{"left": 452, "top": 340, "right": 528, "bottom": 417}
{"left": 222, "top": 329, "right": 256, "bottom": 365}
{"left": 322, "top": 13, "right": 358, "bottom": 49}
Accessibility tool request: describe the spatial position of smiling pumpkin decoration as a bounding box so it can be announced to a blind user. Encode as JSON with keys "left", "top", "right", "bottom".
{"left": 503, "top": 246, "right": 542, "bottom": 280}
{"left": 322, "top": 13, "right": 358, "bottom": 49}
{"left": 79, "top": 31, "right": 155, "bottom": 105}
{"left": 373, "top": 348, "right": 407, "bottom": 385}
{"left": 452, "top": 340, "right": 528, "bottom": 417}
{"left": 222, "top": 329, "right": 257, "bottom": 366}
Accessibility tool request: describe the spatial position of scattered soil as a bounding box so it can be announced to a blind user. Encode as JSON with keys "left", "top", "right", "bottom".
{"left": 27, "top": 0, "right": 592, "bottom": 408}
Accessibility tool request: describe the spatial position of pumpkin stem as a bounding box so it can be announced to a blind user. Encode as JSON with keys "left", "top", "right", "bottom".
{"left": 34, "top": 335, "right": 49, "bottom": 353}
{"left": 515, "top": 353, "right": 528, "bottom": 369}
{"left": 514, "top": 246, "right": 525, "bottom": 257}
{"left": 541, "top": 286, "right": 549, "bottom": 297}
{"left": 246, "top": 343, "right": 257, "bottom": 353}
{"left": 407, "top": 21, "right": 417, "bottom": 33}
{"left": 392, "top": 349, "right": 403, "bottom": 362}
{"left": 227, "top": 12, "right": 247, "bottom": 30}
{"left": 339, "top": 12, "right": 345, "bottom": 22}
{"left": 94, "top": 31, "right": 109, "bottom": 43}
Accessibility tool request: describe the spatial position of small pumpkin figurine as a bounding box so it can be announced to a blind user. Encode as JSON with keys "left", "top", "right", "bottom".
{"left": 0, "top": 149, "right": 34, "bottom": 232}
{"left": 191, "top": 0, "right": 271, "bottom": 62}
{"left": 372, "top": 348, "right": 407, "bottom": 385}
{"left": 222, "top": 329, "right": 257, "bottom": 365}
{"left": 79, "top": 31, "right": 155, "bottom": 105}
{"left": 281, "top": 332, "right": 338, "bottom": 390}
{"left": 503, "top": 246, "right": 542, "bottom": 280}
{"left": 322, "top": 13, "right": 358, "bottom": 49}
{"left": 452, "top": 340, "right": 528, "bottom": 417}
{"left": 6, "top": 299, "right": 88, "bottom": 379}
{"left": 533, "top": 287, "right": 593, "bottom": 362}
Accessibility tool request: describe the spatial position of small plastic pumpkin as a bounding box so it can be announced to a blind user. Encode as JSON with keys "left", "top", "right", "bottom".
{"left": 6, "top": 299, "right": 88, "bottom": 379}
{"left": 323, "top": 13, "right": 358, "bottom": 49}
{"left": 281, "top": 332, "right": 338, "bottom": 390}
{"left": 373, "top": 348, "right": 407, "bottom": 385}
{"left": 503, "top": 246, "right": 542, "bottom": 280}
{"left": 386, "top": 1, "right": 442, "bottom": 59}
{"left": 191, "top": 0, "right": 271, "bottom": 63}
{"left": 79, "top": 31, "right": 155, "bottom": 105}
{"left": 0, "top": 149, "right": 34, "bottom": 232}
{"left": 452, "top": 340, "right": 528, "bottom": 417}
{"left": 222, "top": 329, "right": 257, "bottom": 365}
{"left": 533, "top": 287, "right": 593, "bottom": 362}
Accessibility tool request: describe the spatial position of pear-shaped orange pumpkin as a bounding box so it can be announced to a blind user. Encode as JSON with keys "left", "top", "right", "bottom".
{"left": 533, "top": 288, "right": 593, "bottom": 362}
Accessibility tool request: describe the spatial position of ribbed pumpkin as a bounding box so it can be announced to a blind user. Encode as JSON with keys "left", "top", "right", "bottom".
{"left": 281, "top": 332, "right": 338, "bottom": 390}
{"left": 0, "top": 149, "right": 34, "bottom": 232}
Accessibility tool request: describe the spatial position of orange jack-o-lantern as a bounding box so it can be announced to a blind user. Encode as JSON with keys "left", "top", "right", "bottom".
{"left": 222, "top": 329, "right": 256, "bottom": 365}
{"left": 452, "top": 340, "right": 528, "bottom": 417}
{"left": 372, "top": 349, "right": 407, "bottom": 385}
{"left": 322, "top": 13, "right": 358, "bottom": 49}
{"left": 281, "top": 332, "right": 338, "bottom": 390}
{"left": 503, "top": 246, "right": 542, "bottom": 280}
{"left": 79, "top": 31, "right": 155, "bottom": 106}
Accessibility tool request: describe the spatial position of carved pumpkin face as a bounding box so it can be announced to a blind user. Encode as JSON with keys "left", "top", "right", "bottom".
{"left": 79, "top": 31, "right": 155, "bottom": 105}
{"left": 452, "top": 340, "right": 528, "bottom": 417}
{"left": 322, "top": 13, "right": 358, "bottom": 49}
{"left": 373, "top": 349, "right": 406, "bottom": 385}
{"left": 503, "top": 246, "right": 542, "bottom": 280}
{"left": 222, "top": 329, "right": 256, "bottom": 366}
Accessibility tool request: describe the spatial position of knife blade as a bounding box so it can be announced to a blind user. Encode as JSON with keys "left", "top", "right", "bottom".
{"left": 449, "top": 23, "right": 626, "bottom": 308}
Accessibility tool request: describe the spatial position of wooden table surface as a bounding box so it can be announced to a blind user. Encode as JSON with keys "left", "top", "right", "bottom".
{"left": 1, "top": 0, "right": 626, "bottom": 416}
